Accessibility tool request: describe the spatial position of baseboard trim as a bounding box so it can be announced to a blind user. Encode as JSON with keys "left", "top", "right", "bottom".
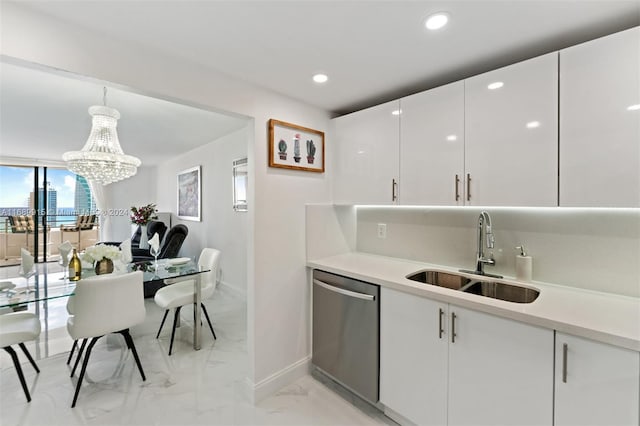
{"left": 243, "top": 356, "right": 311, "bottom": 404}
{"left": 218, "top": 280, "right": 246, "bottom": 300}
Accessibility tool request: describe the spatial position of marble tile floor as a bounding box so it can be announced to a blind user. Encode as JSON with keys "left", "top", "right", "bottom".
{"left": 0, "top": 266, "right": 393, "bottom": 426}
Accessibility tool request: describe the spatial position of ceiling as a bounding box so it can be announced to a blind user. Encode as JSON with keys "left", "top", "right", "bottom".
{"left": 0, "top": 62, "right": 249, "bottom": 166}
{"left": 1, "top": 1, "right": 638, "bottom": 167}
{"left": 12, "top": 0, "right": 640, "bottom": 115}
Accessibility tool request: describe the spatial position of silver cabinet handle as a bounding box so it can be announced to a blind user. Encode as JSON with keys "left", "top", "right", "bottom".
{"left": 466, "top": 174, "right": 471, "bottom": 202}
{"left": 438, "top": 308, "right": 445, "bottom": 339}
{"left": 562, "top": 343, "right": 568, "bottom": 383}
{"left": 313, "top": 279, "right": 375, "bottom": 301}
{"left": 455, "top": 174, "right": 460, "bottom": 201}
{"left": 451, "top": 312, "right": 457, "bottom": 343}
{"left": 392, "top": 178, "right": 398, "bottom": 202}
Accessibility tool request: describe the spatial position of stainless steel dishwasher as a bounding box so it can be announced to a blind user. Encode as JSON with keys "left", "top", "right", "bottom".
{"left": 312, "top": 269, "right": 380, "bottom": 405}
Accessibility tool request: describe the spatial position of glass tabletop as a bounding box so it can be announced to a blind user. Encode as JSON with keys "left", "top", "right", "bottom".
{"left": 127, "top": 258, "right": 207, "bottom": 282}
{"left": 0, "top": 259, "right": 209, "bottom": 309}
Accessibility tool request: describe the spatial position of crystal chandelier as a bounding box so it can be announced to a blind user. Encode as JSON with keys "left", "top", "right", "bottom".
{"left": 63, "top": 87, "right": 141, "bottom": 185}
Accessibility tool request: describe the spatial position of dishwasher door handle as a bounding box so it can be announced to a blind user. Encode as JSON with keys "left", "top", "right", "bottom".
{"left": 313, "top": 279, "right": 376, "bottom": 301}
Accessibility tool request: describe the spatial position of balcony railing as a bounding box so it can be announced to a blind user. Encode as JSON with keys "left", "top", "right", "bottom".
{"left": 1, "top": 214, "right": 100, "bottom": 264}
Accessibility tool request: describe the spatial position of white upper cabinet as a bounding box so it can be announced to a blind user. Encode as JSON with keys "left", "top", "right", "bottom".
{"left": 400, "top": 82, "right": 465, "bottom": 205}
{"left": 554, "top": 332, "right": 640, "bottom": 426}
{"left": 332, "top": 100, "right": 400, "bottom": 204}
{"left": 559, "top": 27, "right": 640, "bottom": 207}
{"left": 464, "top": 53, "right": 559, "bottom": 206}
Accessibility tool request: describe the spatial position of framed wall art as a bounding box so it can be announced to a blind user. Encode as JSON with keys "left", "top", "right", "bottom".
{"left": 268, "top": 119, "right": 325, "bottom": 173}
{"left": 177, "top": 165, "right": 201, "bottom": 221}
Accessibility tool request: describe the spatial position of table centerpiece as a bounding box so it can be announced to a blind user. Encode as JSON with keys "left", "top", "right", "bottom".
{"left": 84, "top": 244, "right": 122, "bottom": 275}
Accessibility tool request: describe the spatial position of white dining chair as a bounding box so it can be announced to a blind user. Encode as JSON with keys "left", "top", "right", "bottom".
{"left": 65, "top": 295, "right": 78, "bottom": 365}
{"left": 0, "top": 312, "right": 41, "bottom": 402}
{"left": 154, "top": 248, "right": 221, "bottom": 355}
{"left": 67, "top": 271, "right": 146, "bottom": 408}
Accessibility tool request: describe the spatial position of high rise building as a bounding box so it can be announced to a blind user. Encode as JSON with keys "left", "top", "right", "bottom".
{"left": 29, "top": 181, "right": 58, "bottom": 226}
{"left": 74, "top": 175, "right": 95, "bottom": 214}
{"left": 29, "top": 181, "right": 57, "bottom": 215}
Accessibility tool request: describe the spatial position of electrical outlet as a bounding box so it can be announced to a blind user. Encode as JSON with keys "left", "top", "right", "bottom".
{"left": 377, "top": 223, "right": 387, "bottom": 239}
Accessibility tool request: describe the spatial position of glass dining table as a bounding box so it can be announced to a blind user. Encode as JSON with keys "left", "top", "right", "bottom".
{"left": 0, "top": 258, "right": 210, "bottom": 350}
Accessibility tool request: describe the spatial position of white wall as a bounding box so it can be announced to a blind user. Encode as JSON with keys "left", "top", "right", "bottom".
{"left": 1, "top": 3, "right": 332, "bottom": 400}
{"left": 355, "top": 206, "right": 640, "bottom": 298}
{"left": 306, "top": 204, "right": 357, "bottom": 261}
{"left": 106, "top": 166, "right": 158, "bottom": 242}
{"left": 155, "top": 127, "right": 249, "bottom": 296}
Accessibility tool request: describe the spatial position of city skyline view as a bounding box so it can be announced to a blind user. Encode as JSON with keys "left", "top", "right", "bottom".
{"left": 0, "top": 165, "right": 96, "bottom": 231}
{"left": 0, "top": 166, "right": 79, "bottom": 208}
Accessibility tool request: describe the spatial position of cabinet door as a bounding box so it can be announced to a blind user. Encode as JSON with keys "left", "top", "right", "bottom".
{"left": 380, "top": 288, "right": 448, "bottom": 426}
{"left": 465, "top": 53, "right": 558, "bottom": 206}
{"left": 559, "top": 27, "right": 640, "bottom": 207}
{"left": 400, "top": 82, "right": 465, "bottom": 205}
{"left": 332, "top": 100, "right": 400, "bottom": 204}
{"left": 555, "top": 333, "right": 640, "bottom": 426}
{"left": 448, "top": 306, "right": 553, "bottom": 426}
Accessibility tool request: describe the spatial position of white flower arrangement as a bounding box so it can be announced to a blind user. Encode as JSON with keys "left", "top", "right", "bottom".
{"left": 83, "top": 244, "right": 122, "bottom": 263}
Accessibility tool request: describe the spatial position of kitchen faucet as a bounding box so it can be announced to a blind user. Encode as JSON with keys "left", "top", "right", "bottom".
{"left": 460, "top": 211, "right": 503, "bottom": 278}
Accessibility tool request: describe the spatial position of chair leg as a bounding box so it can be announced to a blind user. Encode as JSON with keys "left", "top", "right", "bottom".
{"left": 18, "top": 342, "right": 40, "bottom": 373}
{"left": 71, "top": 336, "right": 100, "bottom": 408}
{"left": 3, "top": 346, "right": 31, "bottom": 402}
{"left": 66, "top": 340, "right": 78, "bottom": 365}
{"left": 156, "top": 310, "right": 169, "bottom": 339}
{"left": 201, "top": 303, "right": 217, "bottom": 340}
{"left": 118, "top": 329, "right": 146, "bottom": 381}
{"left": 71, "top": 338, "right": 87, "bottom": 377}
{"left": 169, "top": 306, "right": 182, "bottom": 356}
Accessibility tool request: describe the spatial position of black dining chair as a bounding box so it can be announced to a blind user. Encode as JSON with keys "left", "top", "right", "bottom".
{"left": 132, "top": 224, "right": 188, "bottom": 262}
{"left": 101, "top": 220, "right": 167, "bottom": 248}
{"left": 131, "top": 221, "right": 168, "bottom": 249}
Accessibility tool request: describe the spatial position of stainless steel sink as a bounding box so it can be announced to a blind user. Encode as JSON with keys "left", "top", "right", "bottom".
{"left": 406, "top": 270, "right": 539, "bottom": 303}
{"left": 406, "top": 270, "right": 475, "bottom": 291}
{"left": 462, "top": 281, "right": 540, "bottom": 303}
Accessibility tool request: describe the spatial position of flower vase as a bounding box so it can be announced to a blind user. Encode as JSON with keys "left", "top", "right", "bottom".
{"left": 139, "top": 224, "right": 149, "bottom": 249}
{"left": 95, "top": 258, "right": 114, "bottom": 275}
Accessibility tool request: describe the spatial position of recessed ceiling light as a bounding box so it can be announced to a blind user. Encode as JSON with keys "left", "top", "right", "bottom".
{"left": 446, "top": 135, "right": 457, "bottom": 141}
{"left": 526, "top": 121, "right": 541, "bottom": 129}
{"left": 425, "top": 12, "right": 449, "bottom": 30}
{"left": 313, "top": 73, "right": 328, "bottom": 83}
{"left": 392, "top": 109, "right": 402, "bottom": 116}
{"left": 627, "top": 104, "right": 640, "bottom": 111}
{"left": 487, "top": 82, "right": 504, "bottom": 90}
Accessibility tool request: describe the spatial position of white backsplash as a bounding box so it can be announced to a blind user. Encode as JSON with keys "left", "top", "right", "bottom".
{"left": 355, "top": 206, "right": 640, "bottom": 298}
{"left": 306, "top": 204, "right": 640, "bottom": 297}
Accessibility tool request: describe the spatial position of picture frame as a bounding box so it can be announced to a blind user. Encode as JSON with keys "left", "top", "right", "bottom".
{"left": 177, "top": 165, "right": 201, "bottom": 221}
{"left": 268, "top": 119, "right": 325, "bottom": 173}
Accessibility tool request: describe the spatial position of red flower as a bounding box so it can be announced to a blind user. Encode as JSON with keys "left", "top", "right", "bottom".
{"left": 130, "top": 203, "right": 158, "bottom": 225}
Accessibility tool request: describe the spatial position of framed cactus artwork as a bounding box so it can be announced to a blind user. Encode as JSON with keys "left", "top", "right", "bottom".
{"left": 268, "top": 119, "right": 325, "bottom": 173}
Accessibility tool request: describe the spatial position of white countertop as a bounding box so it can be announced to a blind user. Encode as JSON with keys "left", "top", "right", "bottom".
{"left": 307, "top": 252, "right": 640, "bottom": 352}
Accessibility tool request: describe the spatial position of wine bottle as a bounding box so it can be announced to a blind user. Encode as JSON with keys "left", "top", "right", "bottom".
{"left": 69, "top": 249, "right": 82, "bottom": 281}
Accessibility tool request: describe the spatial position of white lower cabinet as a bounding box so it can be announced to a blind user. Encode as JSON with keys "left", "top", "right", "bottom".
{"left": 380, "top": 287, "right": 554, "bottom": 426}
{"left": 380, "top": 288, "right": 448, "bottom": 425}
{"left": 447, "top": 305, "right": 553, "bottom": 426}
{"left": 554, "top": 333, "right": 640, "bottom": 426}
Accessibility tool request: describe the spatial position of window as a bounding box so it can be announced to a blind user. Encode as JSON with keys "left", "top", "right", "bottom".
{"left": 232, "top": 158, "right": 248, "bottom": 212}
{"left": 0, "top": 165, "right": 96, "bottom": 263}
